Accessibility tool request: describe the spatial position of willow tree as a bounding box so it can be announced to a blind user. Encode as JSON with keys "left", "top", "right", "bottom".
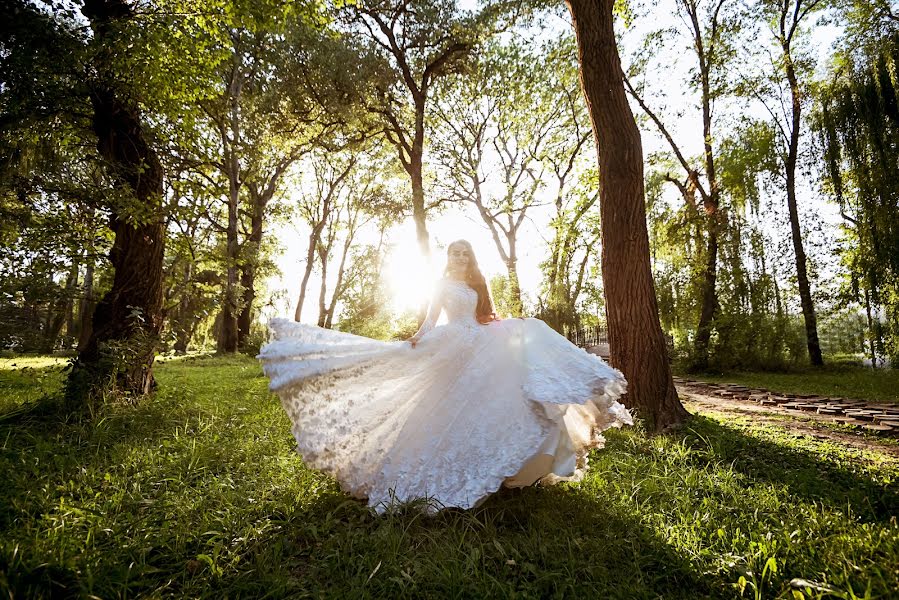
{"left": 815, "top": 32, "right": 899, "bottom": 366}
{"left": 566, "top": 0, "right": 688, "bottom": 431}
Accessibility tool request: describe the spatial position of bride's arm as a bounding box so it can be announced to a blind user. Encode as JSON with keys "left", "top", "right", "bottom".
{"left": 407, "top": 281, "right": 444, "bottom": 348}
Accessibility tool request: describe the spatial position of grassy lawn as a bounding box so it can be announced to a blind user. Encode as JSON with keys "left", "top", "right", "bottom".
{"left": 0, "top": 356, "right": 69, "bottom": 412}
{"left": 1, "top": 355, "right": 897, "bottom": 598}
{"left": 675, "top": 364, "right": 899, "bottom": 404}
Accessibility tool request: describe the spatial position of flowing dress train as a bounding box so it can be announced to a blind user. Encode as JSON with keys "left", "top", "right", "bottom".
{"left": 258, "top": 278, "right": 631, "bottom": 511}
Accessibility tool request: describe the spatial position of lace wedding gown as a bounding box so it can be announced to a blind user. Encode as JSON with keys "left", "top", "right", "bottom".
{"left": 258, "top": 278, "right": 631, "bottom": 512}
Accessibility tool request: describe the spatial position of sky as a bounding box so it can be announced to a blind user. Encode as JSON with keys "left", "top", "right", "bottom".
{"left": 263, "top": 1, "right": 847, "bottom": 325}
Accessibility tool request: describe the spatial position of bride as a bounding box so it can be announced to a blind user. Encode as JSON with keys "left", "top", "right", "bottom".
{"left": 258, "top": 240, "right": 631, "bottom": 512}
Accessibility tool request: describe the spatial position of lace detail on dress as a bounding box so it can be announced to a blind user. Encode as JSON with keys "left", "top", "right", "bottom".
{"left": 258, "top": 285, "right": 631, "bottom": 512}
{"left": 412, "top": 278, "right": 480, "bottom": 341}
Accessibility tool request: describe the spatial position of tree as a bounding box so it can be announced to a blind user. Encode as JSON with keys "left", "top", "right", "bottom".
{"left": 160, "top": 173, "right": 222, "bottom": 353}
{"left": 745, "top": 0, "right": 827, "bottom": 366}
{"left": 566, "top": 0, "right": 689, "bottom": 430}
{"left": 315, "top": 160, "right": 396, "bottom": 329}
{"left": 815, "top": 28, "right": 899, "bottom": 366}
{"left": 434, "top": 41, "right": 578, "bottom": 316}
{"left": 165, "top": 2, "right": 359, "bottom": 352}
{"left": 344, "top": 0, "right": 483, "bottom": 258}
{"left": 65, "top": 0, "right": 168, "bottom": 399}
{"left": 293, "top": 151, "right": 357, "bottom": 322}
{"left": 334, "top": 230, "right": 396, "bottom": 339}
{"left": 193, "top": 20, "right": 310, "bottom": 351}
{"left": 535, "top": 38, "right": 597, "bottom": 332}
{"left": 624, "top": 0, "right": 745, "bottom": 370}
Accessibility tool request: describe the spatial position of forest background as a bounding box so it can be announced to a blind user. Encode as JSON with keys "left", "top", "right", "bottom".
{"left": 2, "top": 0, "right": 897, "bottom": 382}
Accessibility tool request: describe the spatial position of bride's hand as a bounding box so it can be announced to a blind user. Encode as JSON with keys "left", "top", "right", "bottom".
{"left": 407, "top": 336, "right": 419, "bottom": 348}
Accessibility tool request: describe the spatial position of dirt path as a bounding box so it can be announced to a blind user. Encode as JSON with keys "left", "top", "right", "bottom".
{"left": 676, "top": 385, "right": 899, "bottom": 459}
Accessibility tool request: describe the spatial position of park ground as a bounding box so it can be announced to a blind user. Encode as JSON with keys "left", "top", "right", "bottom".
{"left": 0, "top": 355, "right": 897, "bottom": 598}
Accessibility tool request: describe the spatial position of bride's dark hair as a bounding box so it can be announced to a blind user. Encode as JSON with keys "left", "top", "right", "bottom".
{"left": 445, "top": 240, "right": 497, "bottom": 324}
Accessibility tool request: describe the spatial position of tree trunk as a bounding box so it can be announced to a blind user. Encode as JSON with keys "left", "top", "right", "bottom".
{"left": 693, "top": 217, "right": 719, "bottom": 370}
{"left": 409, "top": 159, "right": 431, "bottom": 260}
{"left": 218, "top": 190, "right": 240, "bottom": 352}
{"left": 295, "top": 233, "right": 318, "bottom": 322}
{"left": 566, "top": 0, "right": 688, "bottom": 431}
{"left": 64, "top": 258, "right": 79, "bottom": 343}
{"left": 237, "top": 200, "right": 264, "bottom": 349}
{"left": 44, "top": 261, "right": 78, "bottom": 352}
{"left": 410, "top": 98, "right": 431, "bottom": 259}
{"left": 317, "top": 243, "right": 329, "bottom": 328}
{"left": 325, "top": 235, "right": 354, "bottom": 329}
{"left": 217, "top": 48, "right": 245, "bottom": 353}
{"left": 864, "top": 287, "right": 878, "bottom": 367}
{"left": 173, "top": 312, "right": 191, "bottom": 354}
{"left": 77, "top": 255, "right": 95, "bottom": 352}
{"left": 68, "top": 0, "right": 165, "bottom": 401}
{"left": 506, "top": 260, "right": 523, "bottom": 317}
{"left": 295, "top": 216, "right": 329, "bottom": 322}
{"left": 783, "top": 49, "right": 823, "bottom": 366}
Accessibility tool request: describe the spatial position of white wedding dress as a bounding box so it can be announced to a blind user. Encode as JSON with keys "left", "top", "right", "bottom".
{"left": 258, "top": 278, "right": 631, "bottom": 512}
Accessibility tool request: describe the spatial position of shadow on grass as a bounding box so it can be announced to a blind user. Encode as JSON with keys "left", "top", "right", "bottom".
{"left": 0, "top": 391, "right": 238, "bottom": 530}
{"left": 0, "top": 403, "right": 716, "bottom": 599}
{"left": 679, "top": 414, "right": 899, "bottom": 520}
{"left": 189, "top": 483, "right": 717, "bottom": 599}
{"left": 3, "top": 385, "right": 896, "bottom": 598}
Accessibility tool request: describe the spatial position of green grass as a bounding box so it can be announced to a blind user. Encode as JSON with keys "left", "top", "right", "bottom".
{"left": 675, "top": 364, "right": 899, "bottom": 404}
{"left": 1, "top": 356, "right": 897, "bottom": 598}
{"left": 0, "top": 356, "right": 68, "bottom": 412}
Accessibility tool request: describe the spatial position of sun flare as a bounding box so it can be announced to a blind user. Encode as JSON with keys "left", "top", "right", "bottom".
{"left": 382, "top": 240, "right": 438, "bottom": 313}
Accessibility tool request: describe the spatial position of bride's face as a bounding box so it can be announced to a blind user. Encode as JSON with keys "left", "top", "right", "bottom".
{"left": 447, "top": 244, "right": 471, "bottom": 273}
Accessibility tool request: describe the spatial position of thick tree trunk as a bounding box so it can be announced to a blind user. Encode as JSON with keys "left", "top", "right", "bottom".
{"left": 68, "top": 0, "right": 165, "bottom": 400}
{"left": 566, "top": 0, "right": 688, "bottom": 431}
{"left": 784, "top": 51, "right": 823, "bottom": 366}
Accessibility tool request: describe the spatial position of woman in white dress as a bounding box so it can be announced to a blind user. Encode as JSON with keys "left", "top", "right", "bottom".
{"left": 258, "top": 240, "right": 631, "bottom": 512}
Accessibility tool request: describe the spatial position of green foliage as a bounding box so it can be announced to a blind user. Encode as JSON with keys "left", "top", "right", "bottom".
{"left": 489, "top": 274, "right": 528, "bottom": 319}
{"left": 0, "top": 356, "right": 896, "bottom": 597}
{"left": 335, "top": 244, "right": 397, "bottom": 340}
{"left": 814, "top": 31, "right": 899, "bottom": 365}
{"left": 717, "top": 119, "right": 780, "bottom": 214}
{"left": 647, "top": 152, "right": 801, "bottom": 371}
